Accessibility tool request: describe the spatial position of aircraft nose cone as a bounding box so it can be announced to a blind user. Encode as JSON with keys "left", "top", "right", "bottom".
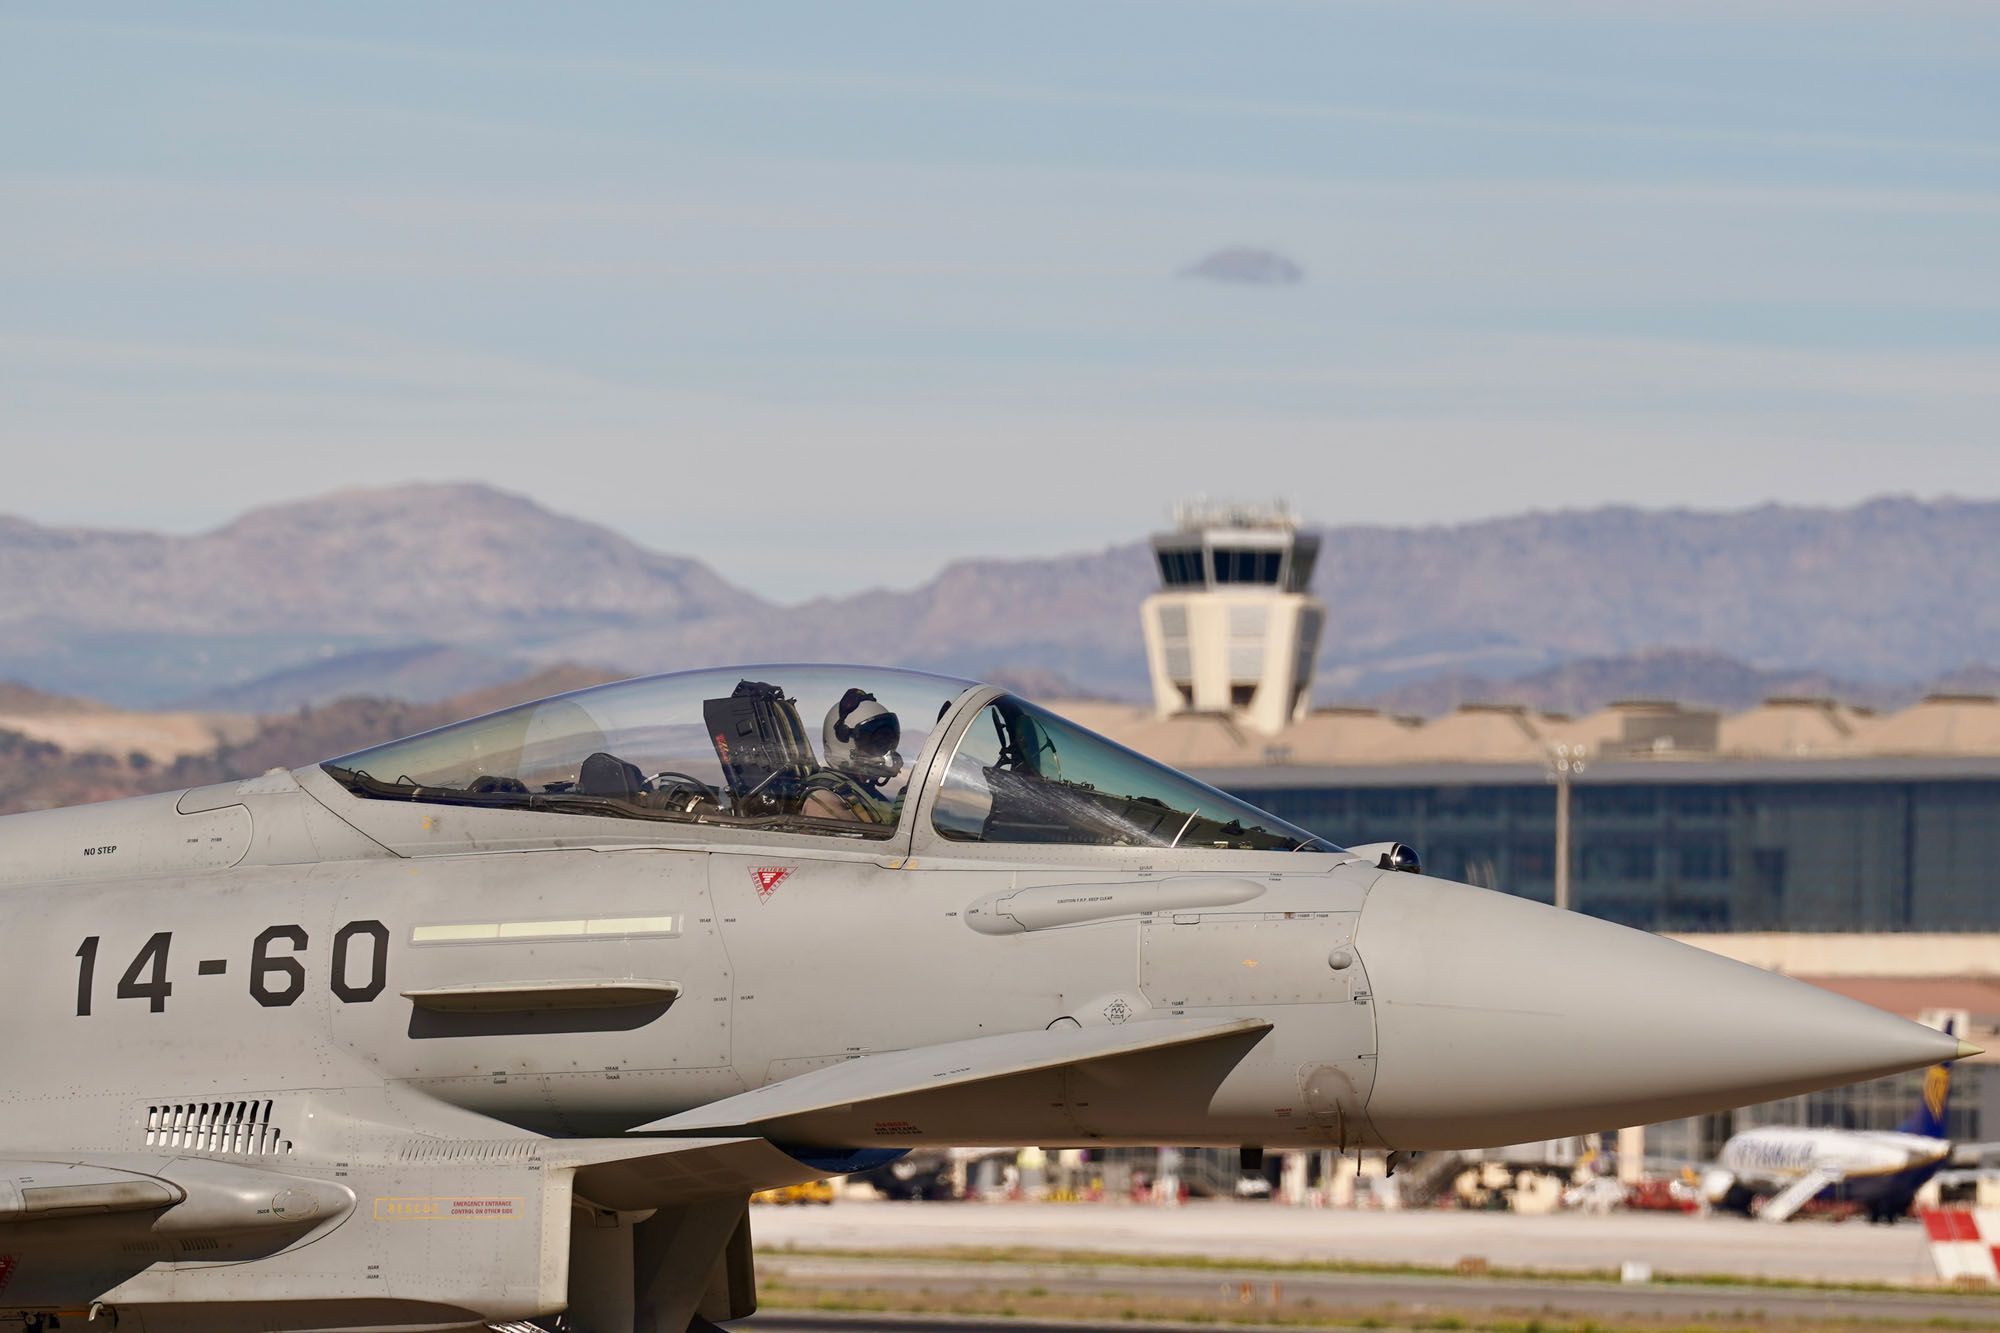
{"left": 1355, "top": 876, "right": 1961, "bottom": 1150}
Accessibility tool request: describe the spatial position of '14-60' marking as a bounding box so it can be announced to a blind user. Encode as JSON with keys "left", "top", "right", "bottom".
{"left": 73, "top": 922, "right": 389, "bottom": 1015}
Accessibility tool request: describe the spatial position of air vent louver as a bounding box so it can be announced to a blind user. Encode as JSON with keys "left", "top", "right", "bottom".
{"left": 144, "top": 1100, "right": 290, "bottom": 1155}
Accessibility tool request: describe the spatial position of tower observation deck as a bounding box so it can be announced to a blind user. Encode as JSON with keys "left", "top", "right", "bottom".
{"left": 1141, "top": 502, "right": 1326, "bottom": 735}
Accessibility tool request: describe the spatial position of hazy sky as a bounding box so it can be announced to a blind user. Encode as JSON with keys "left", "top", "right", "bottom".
{"left": 3, "top": 3, "right": 1997, "bottom": 598}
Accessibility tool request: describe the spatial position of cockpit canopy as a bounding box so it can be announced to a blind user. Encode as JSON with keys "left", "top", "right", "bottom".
{"left": 323, "top": 666, "right": 968, "bottom": 841}
{"left": 321, "top": 664, "right": 1334, "bottom": 852}
{"left": 933, "top": 694, "right": 1331, "bottom": 852}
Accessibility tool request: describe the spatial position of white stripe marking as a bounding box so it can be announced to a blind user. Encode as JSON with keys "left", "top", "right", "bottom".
{"left": 411, "top": 915, "right": 678, "bottom": 945}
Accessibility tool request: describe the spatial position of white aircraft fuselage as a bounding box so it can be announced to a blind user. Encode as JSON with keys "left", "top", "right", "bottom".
{"left": 1705, "top": 1054, "right": 1958, "bottom": 1224}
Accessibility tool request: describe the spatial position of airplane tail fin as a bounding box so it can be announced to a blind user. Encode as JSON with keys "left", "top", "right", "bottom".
{"left": 1898, "top": 1018, "right": 1957, "bottom": 1140}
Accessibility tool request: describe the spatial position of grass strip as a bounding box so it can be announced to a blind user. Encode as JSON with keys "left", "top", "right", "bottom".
{"left": 758, "top": 1275, "right": 2000, "bottom": 1333}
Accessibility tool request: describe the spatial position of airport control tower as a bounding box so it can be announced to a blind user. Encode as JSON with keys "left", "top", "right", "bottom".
{"left": 1141, "top": 502, "right": 1325, "bottom": 735}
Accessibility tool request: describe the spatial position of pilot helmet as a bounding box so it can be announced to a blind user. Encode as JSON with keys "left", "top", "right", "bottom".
{"left": 824, "top": 688, "right": 903, "bottom": 785}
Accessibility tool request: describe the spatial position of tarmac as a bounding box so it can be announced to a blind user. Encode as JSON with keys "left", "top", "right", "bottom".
{"left": 752, "top": 1197, "right": 1950, "bottom": 1286}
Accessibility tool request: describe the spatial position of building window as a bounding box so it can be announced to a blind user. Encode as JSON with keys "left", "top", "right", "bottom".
{"left": 1581, "top": 840, "right": 1657, "bottom": 880}
{"left": 1431, "top": 786, "right": 1500, "bottom": 818}
{"left": 1156, "top": 549, "right": 1206, "bottom": 588}
{"left": 1747, "top": 848, "right": 1787, "bottom": 927}
{"left": 1429, "top": 840, "right": 1500, "bottom": 885}
{"left": 1357, "top": 789, "right": 1415, "bottom": 820}
{"left": 1227, "top": 644, "right": 1264, "bottom": 680}
{"left": 1159, "top": 604, "right": 1193, "bottom": 678}
{"left": 1676, "top": 838, "right": 1732, "bottom": 880}
{"left": 1508, "top": 787, "right": 1556, "bottom": 819}
{"left": 1579, "top": 786, "right": 1660, "bottom": 818}
{"left": 1585, "top": 896, "right": 1660, "bottom": 930}
{"left": 1245, "top": 788, "right": 1346, "bottom": 825}
{"left": 1510, "top": 840, "right": 1553, "bottom": 880}
{"left": 1668, "top": 785, "right": 1730, "bottom": 817}
{"left": 1212, "top": 549, "right": 1282, "bottom": 585}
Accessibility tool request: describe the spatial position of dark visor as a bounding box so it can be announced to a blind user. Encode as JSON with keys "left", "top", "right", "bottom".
{"left": 851, "top": 711, "right": 901, "bottom": 757}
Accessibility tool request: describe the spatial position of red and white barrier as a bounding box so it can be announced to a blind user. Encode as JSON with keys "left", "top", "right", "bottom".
{"left": 1920, "top": 1209, "right": 2000, "bottom": 1284}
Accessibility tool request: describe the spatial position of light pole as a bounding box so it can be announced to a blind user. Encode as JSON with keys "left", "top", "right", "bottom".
{"left": 1548, "top": 741, "right": 1640, "bottom": 1176}
{"left": 1547, "top": 743, "right": 1587, "bottom": 912}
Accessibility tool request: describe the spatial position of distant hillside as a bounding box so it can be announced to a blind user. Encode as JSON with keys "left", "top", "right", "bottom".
{"left": 202, "top": 664, "right": 627, "bottom": 778}
{"left": 0, "top": 666, "right": 626, "bottom": 816}
{"left": 184, "top": 642, "right": 562, "bottom": 712}
{"left": 0, "top": 484, "right": 753, "bottom": 705}
{"left": 0, "top": 484, "right": 752, "bottom": 635}
{"left": 6, "top": 486, "right": 2000, "bottom": 708}
{"left": 1307, "top": 498, "right": 2000, "bottom": 695}
{"left": 0, "top": 728, "right": 146, "bottom": 814}
{"left": 0, "top": 681, "right": 107, "bottom": 714}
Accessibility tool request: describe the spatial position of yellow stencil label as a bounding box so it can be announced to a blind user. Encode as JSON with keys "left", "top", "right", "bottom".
{"left": 373, "top": 1196, "right": 522, "bottom": 1221}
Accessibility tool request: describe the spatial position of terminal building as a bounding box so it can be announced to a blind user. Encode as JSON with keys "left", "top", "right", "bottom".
{"left": 1068, "top": 692, "right": 2000, "bottom": 936}
{"left": 1069, "top": 507, "right": 2000, "bottom": 1162}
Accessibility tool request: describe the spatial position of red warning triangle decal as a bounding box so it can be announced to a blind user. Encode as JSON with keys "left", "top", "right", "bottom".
{"left": 751, "top": 866, "right": 793, "bottom": 901}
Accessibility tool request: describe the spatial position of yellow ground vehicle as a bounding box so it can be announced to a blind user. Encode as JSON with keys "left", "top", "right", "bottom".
{"left": 752, "top": 1179, "right": 834, "bottom": 1206}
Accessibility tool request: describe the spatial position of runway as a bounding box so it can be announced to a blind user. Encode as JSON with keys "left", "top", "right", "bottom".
{"left": 752, "top": 1197, "right": 1947, "bottom": 1285}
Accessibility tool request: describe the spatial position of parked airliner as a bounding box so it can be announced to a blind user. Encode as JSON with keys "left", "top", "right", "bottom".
{"left": 1703, "top": 1025, "right": 1960, "bottom": 1223}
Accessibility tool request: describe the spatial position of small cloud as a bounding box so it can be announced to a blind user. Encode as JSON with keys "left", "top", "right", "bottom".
{"left": 1179, "top": 246, "right": 1305, "bottom": 287}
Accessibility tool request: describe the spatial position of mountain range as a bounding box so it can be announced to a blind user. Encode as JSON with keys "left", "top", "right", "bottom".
{"left": 4, "top": 484, "right": 1999, "bottom": 712}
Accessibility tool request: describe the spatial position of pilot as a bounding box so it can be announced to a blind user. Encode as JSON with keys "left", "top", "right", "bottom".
{"left": 802, "top": 688, "right": 903, "bottom": 824}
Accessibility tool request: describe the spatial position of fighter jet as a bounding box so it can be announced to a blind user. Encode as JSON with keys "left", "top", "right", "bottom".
{"left": 0, "top": 665, "right": 1973, "bottom": 1333}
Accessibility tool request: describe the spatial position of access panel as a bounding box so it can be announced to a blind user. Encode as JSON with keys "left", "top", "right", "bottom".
{"left": 1140, "top": 910, "right": 1360, "bottom": 1007}
{"left": 1140, "top": 910, "right": 1378, "bottom": 1145}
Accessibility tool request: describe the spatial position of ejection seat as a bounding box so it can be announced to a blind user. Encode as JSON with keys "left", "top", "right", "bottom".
{"left": 578, "top": 751, "right": 646, "bottom": 799}
{"left": 702, "top": 680, "right": 822, "bottom": 817}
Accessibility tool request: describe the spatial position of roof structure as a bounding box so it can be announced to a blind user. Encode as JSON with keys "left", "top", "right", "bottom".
{"left": 1060, "top": 692, "right": 2000, "bottom": 774}
{"left": 1716, "top": 696, "right": 1869, "bottom": 757}
{"left": 1857, "top": 694, "right": 2000, "bottom": 756}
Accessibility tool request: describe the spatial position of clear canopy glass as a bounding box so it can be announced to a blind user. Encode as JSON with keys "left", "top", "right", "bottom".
{"left": 933, "top": 695, "right": 1337, "bottom": 852}
{"left": 322, "top": 666, "right": 974, "bottom": 840}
